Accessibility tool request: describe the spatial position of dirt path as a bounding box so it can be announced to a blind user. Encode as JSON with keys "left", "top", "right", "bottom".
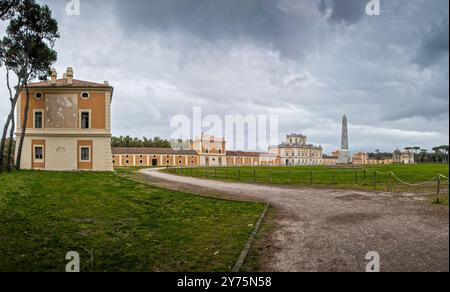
{"left": 140, "top": 168, "right": 449, "bottom": 272}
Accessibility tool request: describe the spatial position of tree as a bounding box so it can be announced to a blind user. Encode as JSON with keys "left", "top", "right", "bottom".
{"left": 438, "top": 145, "right": 449, "bottom": 164}
{"left": 0, "top": 0, "right": 19, "bottom": 19}
{"left": 0, "top": 0, "right": 59, "bottom": 171}
{"left": 419, "top": 149, "right": 428, "bottom": 163}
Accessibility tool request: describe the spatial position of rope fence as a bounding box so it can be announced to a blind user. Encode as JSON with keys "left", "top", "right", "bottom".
{"left": 166, "top": 166, "right": 449, "bottom": 202}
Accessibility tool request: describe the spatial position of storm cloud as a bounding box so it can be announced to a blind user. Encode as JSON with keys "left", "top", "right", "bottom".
{"left": 0, "top": 0, "right": 448, "bottom": 153}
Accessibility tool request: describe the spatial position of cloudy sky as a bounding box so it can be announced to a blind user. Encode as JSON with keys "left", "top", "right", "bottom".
{"left": 0, "top": 0, "right": 448, "bottom": 153}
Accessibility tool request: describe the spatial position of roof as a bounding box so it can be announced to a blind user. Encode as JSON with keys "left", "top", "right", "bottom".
{"left": 226, "top": 151, "right": 277, "bottom": 158}
{"left": 323, "top": 155, "right": 338, "bottom": 159}
{"left": 112, "top": 147, "right": 198, "bottom": 156}
{"left": 227, "top": 151, "right": 261, "bottom": 157}
{"left": 26, "top": 78, "right": 113, "bottom": 89}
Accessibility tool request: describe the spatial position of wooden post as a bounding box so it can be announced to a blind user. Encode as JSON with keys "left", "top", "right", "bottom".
{"left": 310, "top": 171, "right": 313, "bottom": 185}
{"left": 288, "top": 171, "right": 292, "bottom": 184}
{"left": 215, "top": 168, "right": 217, "bottom": 178}
{"left": 238, "top": 169, "right": 241, "bottom": 181}
{"left": 363, "top": 170, "right": 367, "bottom": 185}
{"left": 373, "top": 171, "right": 377, "bottom": 190}
{"left": 387, "top": 172, "right": 391, "bottom": 192}
{"left": 253, "top": 170, "right": 256, "bottom": 183}
{"left": 355, "top": 171, "right": 358, "bottom": 185}
{"left": 436, "top": 176, "right": 441, "bottom": 204}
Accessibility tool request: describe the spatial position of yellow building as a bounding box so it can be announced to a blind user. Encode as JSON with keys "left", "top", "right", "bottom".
{"left": 112, "top": 148, "right": 199, "bottom": 167}
{"left": 352, "top": 152, "right": 369, "bottom": 165}
{"left": 15, "top": 67, "right": 114, "bottom": 171}
{"left": 189, "top": 135, "right": 227, "bottom": 166}
{"left": 322, "top": 154, "right": 338, "bottom": 166}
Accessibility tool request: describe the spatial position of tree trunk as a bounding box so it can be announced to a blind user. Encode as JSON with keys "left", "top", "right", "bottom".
{"left": 15, "top": 82, "right": 30, "bottom": 170}
{"left": 0, "top": 80, "right": 21, "bottom": 173}
{"left": 6, "top": 113, "right": 15, "bottom": 172}
{"left": 0, "top": 116, "right": 12, "bottom": 173}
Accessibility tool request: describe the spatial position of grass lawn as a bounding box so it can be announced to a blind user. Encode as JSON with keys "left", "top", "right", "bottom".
{"left": 0, "top": 171, "right": 266, "bottom": 272}
{"left": 164, "top": 163, "right": 449, "bottom": 195}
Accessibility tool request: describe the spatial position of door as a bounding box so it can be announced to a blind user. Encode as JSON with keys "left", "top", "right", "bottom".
{"left": 152, "top": 159, "right": 158, "bottom": 166}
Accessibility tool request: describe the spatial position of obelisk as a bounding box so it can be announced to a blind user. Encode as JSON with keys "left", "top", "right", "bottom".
{"left": 337, "top": 115, "right": 352, "bottom": 164}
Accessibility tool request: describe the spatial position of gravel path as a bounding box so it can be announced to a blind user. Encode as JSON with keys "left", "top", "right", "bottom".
{"left": 140, "top": 168, "right": 449, "bottom": 272}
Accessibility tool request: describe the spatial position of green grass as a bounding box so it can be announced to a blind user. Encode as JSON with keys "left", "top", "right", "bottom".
{"left": 164, "top": 163, "right": 449, "bottom": 195}
{"left": 0, "top": 171, "right": 266, "bottom": 272}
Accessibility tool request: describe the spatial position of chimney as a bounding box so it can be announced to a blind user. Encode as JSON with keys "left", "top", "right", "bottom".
{"left": 50, "top": 68, "right": 57, "bottom": 85}
{"left": 66, "top": 67, "right": 73, "bottom": 85}
{"left": 103, "top": 81, "right": 109, "bottom": 86}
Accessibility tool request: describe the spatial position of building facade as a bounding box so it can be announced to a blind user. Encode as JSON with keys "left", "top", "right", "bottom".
{"left": 352, "top": 152, "right": 369, "bottom": 165}
{"left": 393, "top": 149, "right": 415, "bottom": 164}
{"left": 189, "top": 135, "right": 227, "bottom": 166}
{"left": 112, "top": 148, "right": 199, "bottom": 167}
{"left": 269, "top": 134, "right": 323, "bottom": 166}
{"left": 322, "top": 154, "right": 338, "bottom": 166}
{"left": 15, "top": 67, "right": 114, "bottom": 171}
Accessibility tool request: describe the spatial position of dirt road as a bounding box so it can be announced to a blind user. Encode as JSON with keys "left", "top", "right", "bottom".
{"left": 140, "top": 168, "right": 449, "bottom": 272}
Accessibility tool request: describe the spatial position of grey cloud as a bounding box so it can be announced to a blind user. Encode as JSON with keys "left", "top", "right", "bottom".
{"left": 319, "top": 0, "right": 366, "bottom": 24}
{"left": 414, "top": 20, "right": 449, "bottom": 68}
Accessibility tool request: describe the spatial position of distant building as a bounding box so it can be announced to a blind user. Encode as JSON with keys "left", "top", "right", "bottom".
{"left": 352, "top": 152, "right": 369, "bottom": 165}
{"left": 367, "top": 157, "right": 393, "bottom": 165}
{"left": 112, "top": 148, "right": 199, "bottom": 167}
{"left": 322, "top": 154, "right": 338, "bottom": 166}
{"left": 189, "top": 135, "right": 227, "bottom": 166}
{"left": 393, "top": 149, "right": 415, "bottom": 164}
{"left": 269, "top": 134, "right": 323, "bottom": 166}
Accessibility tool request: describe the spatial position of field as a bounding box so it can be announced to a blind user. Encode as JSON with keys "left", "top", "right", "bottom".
{"left": 0, "top": 171, "right": 265, "bottom": 272}
{"left": 165, "top": 164, "right": 449, "bottom": 198}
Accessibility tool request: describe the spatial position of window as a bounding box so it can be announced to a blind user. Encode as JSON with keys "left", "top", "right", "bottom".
{"left": 35, "top": 92, "right": 43, "bottom": 100}
{"left": 80, "top": 111, "right": 90, "bottom": 129}
{"left": 34, "top": 146, "right": 44, "bottom": 161}
{"left": 139, "top": 160, "right": 143, "bottom": 165}
{"left": 81, "top": 92, "right": 90, "bottom": 99}
{"left": 80, "top": 147, "right": 90, "bottom": 162}
{"left": 34, "top": 111, "right": 43, "bottom": 129}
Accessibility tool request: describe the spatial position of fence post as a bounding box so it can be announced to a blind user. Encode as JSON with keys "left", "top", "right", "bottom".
{"left": 387, "top": 172, "right": 392, "bottom": 192}
{"left": 310, "top": 171, "right": 313, "bottom": 185}
{"left": 225, "top": 169, "right": 228, "bottom": 180}
{"left": 363, "top": 170, "right": 367, "bottom": 185}
{"left": 288, "top": 171, "right": 292, "bottom": 184}
{"left": 215, "top": 168, "right": 217, "bottom": 178}
{"left": 332, "top": 173, "right": 335, "bottom": 185}
{"left": 355, "top": 171, "right": 358, "bottom": 185}
{"left": 436, "top": 176, "right": 441, "bottom": 204}
{"left": 373, "top": 171, "right": 377, "bottom": 190}
{"left": 253, "top": 170, "right": 256, "bottom": 183}
{"left": 238, "top": 169, "right": 241, "bottom": 181}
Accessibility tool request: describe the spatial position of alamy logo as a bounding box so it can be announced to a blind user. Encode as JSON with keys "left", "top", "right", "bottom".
{"left": 365, "top": 251, "right": 380, "bottom": 272}
{"left": 66, "top": 0, "right": 81, "bottom": 16}
{"left": 366, "top": 0, "right": 381, "bottom": 16}
{"left": 65, "top": 251, "right": 80, "bottom": 272}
